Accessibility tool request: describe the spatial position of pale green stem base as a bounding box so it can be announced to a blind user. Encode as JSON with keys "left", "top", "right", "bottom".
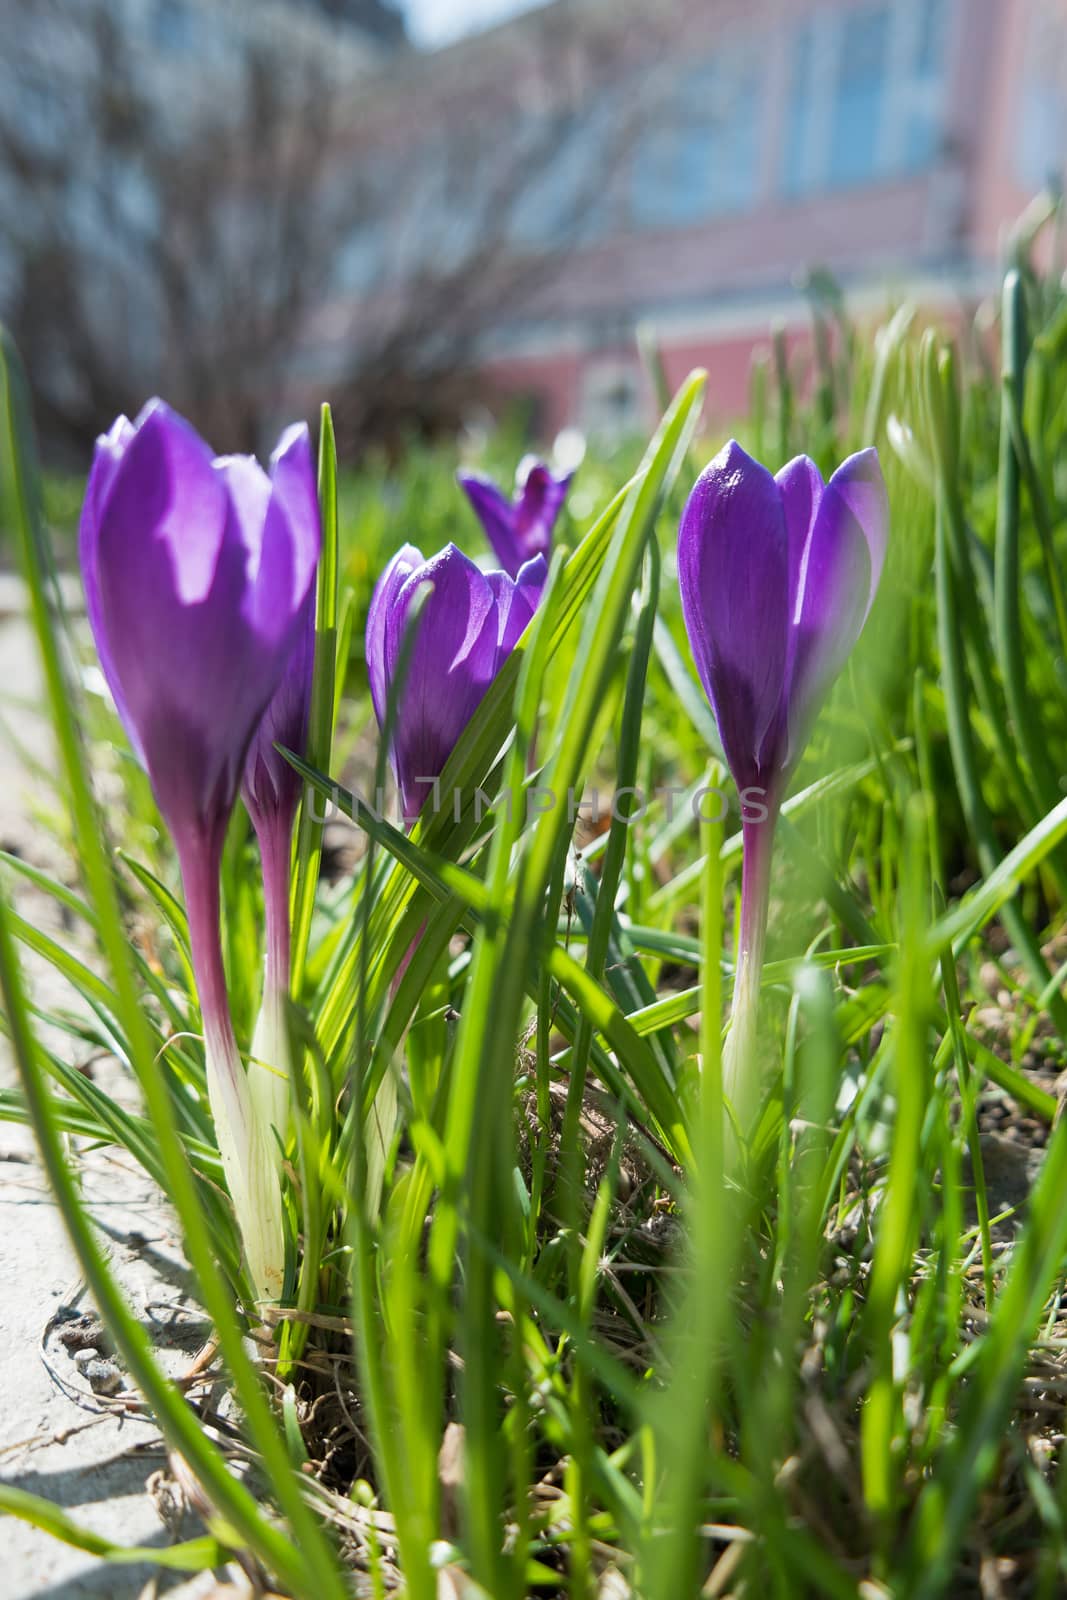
{"left": 204, "top": 1016, "right": 286, "bottom": 1306}
{"left": 178, "top": 829, "right": 285, "bottom": 1306}
{"left": 249, "top": 983, "right": 293, "bottom": 1166}
{"left": 248, "top": 814, "right": 295, "bottom": 1163}
{"left": 722, "top": 804, "right": 778, "bottom": 1143}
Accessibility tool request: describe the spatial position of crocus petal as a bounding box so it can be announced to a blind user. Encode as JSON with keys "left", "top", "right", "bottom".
{"left": 234, "top": 425, "right": 321, "bottom": 814}
{"left": 79, "top": 415, "right": 139, "bottom": 751}
{"left": 514, "top": 461, "right": 572, "bottom": 562}
{"left": 492, "top": 553, "right": 547, "bottom": 658}
{"left": 458, "top": 472, "right": 524, "bottom": 576}
{"left": 89, "top": 402, "right": 240, "bottom": 818}
{"left": 366, "top": 543, "right": 423, "bottom": 730}
{"left": 264, "top": 424, "right": 321, "bottom": 609}
{"left": 776, "top": 455, "right": 825, "bottom": 621}
{"left": 245, "top": 424, "right": 320, "bottom": 652}
{"left": 823, "top": 447, "right": 889, "bottom": 622}
{"left": 677, "top": 440, "right": 790, "bottom": 790}
{"left": 213, "top": 453, "right": 272, "bottom": 567}
{"left": 242, "top": 588, "right": 316, "bottom": 824}
{"left": 785, "top": 447, "right": 888, "bottom": 760}
{"left": 114, "top": 400, "right": 235, "bottom": 604}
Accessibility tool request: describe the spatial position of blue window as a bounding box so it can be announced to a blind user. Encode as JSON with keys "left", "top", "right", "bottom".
{"left": 781, "top": 23, "right": 817, "bottom": 198}
{"left": 827, "top": 7, "right": 890, "bottom": 187}
{"left": 511, "top": 100, "right": 616, "bottom": 249}
{"left": 780, "top": 0, "right": 949, "bottom": 198}
{"left": 915, "top": 0, "right": 947, "bottom": 74}
{"left": 1013, "top": 4, "right": 1067, "bottom": 189}
{"left": 631, "top": 49, "right": 763, "bottom": 228}
{"left": 154, "top": 0, "right": 194, "bottom": 51}
{"left": 902, "top": 0, "right": 949, "bottom": 170}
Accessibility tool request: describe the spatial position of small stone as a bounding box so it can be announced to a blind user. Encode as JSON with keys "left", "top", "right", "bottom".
{"left": 84, "top": 1359, "right": 123, "bottom": 1396}
{"left": 72, "top": 1347, "right": 99, "bottom": 1373}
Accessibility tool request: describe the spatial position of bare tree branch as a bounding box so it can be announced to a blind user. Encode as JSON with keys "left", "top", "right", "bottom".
{"left": 0, "top": 0, "right": 664, "bottom": 458}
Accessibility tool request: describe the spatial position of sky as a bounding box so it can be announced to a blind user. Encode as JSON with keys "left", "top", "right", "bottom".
{"left": 404, "top": 0, "right": 545, "bottom": 48}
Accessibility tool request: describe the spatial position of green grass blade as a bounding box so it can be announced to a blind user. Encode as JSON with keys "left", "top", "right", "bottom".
{"left": 291, "top": 401, "right": 340, "bottom": 998}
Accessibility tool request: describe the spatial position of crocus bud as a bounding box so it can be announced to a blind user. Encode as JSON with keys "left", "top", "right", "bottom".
{"left": 678, "top": 440, "right": 888, "bottom": 1131}
{"left": 79, "top": 399, "right": 320, "bottom": 1301}
{"left": 366, "top": 542, "right": 545, "bottom": 822}
{"left": 458, "top": 456, "right": 572, "bottom": 579}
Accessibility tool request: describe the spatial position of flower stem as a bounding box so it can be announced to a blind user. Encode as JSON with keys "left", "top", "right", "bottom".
{"left": 722, "top": 802, "right": 779, "bottom": 1137}
{"left": 259, "top": 812, "right": 292, "bottom": 997}
{"left": 176, "top": 825, "right": 285, "bottom": 1305}
{"left": 249, "top": 816, "right": 294, "bottom": 1156}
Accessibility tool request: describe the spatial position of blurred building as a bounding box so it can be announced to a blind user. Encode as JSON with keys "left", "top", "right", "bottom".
{"left": 2, "top": 0, "right": 1063, "bottom": 452}
{"left": 315, "top": 0, "right": 1067, "bottom": 440}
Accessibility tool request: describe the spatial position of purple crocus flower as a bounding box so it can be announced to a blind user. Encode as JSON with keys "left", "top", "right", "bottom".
{"left": 678, "top": 439, "right": 888, "bottom": 1131}
{"left": 80, "top": 398, "right": 321, "bottom": 1299}
{"left": 458, "top": 456, "right": 572, "bottom": 579}
{"left": 366, "top": 542, "right": 545, "bottom": 822}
